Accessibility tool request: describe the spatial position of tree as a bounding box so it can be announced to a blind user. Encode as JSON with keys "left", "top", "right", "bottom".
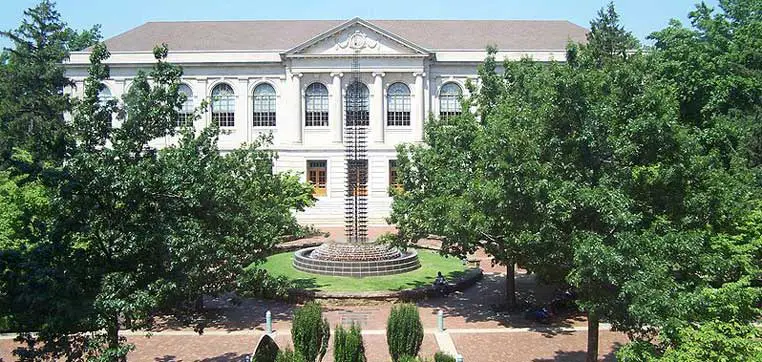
{"left": 2, "top": 42, "right": 313, "bottom": 361}
{"left": 0, "top": 1, "right": 101, "bottom": 165}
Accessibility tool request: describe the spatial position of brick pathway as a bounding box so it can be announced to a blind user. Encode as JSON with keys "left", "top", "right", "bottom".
{"left": 0, "top": 227, "right": 630, "bottom": 361}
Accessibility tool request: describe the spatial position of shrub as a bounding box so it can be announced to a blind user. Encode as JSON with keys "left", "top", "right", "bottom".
{"left": 275, "top": 347, "right": 306, "bottom": 362}
{"left": 291, "top": 301, "right": 330, "bottom": 362}
{"left": 333, "top": 323, "right": 366, "bottom": 362}
{"left": 397, "top": 356, "right": 420, "bottom": 362}
{"left": 236, "top": 268, "right": 293, "bottom": 300}
{"left": 433, "top": 352, "right": 456, "bottom": 362}
{"left": 386, "top": 303, "right": 424, "bottom": 362}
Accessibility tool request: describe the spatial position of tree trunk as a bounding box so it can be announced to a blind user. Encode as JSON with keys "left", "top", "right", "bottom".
{"left": 195, "top": 295, "right": 204, "bottom": 312}
{"left": 505, "top": 262, "right": 517, "bottom": 308}
{"left": 586, "top": 310, "right": 599, "bottom": 362}
{"left": 107, "top": 313, "right": 124, "bottom": 362}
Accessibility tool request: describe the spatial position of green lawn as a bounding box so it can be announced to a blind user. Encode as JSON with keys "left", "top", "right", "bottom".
{"left": 250, "top": 249, "right": 468, "bottom": 292}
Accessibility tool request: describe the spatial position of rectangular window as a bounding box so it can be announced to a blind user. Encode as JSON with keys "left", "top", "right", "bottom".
{"left": 346, "top": 110, "right": 370, "bottom": 126}
{"left": 176, "top": 112, "right": 194, "bottom": 127}
{"left": 253, "top": 111, "right": 276, "bottom": 127}
{"left": 307, "top": 160, "right": 327, "bottom": 197}
{"left": 389, "top": 160, "right": 402, "bottom": 193}
{"left": 387, "top": 111, "right": 411, "bottom": 126}
{"left": 213, "top": 112, "right": 235, "bottom": 127}
{"left": 347, "top": 159, "right": 368, "bottom": 196}
{"left": 305, "top": 111, "right": 329, "bottom": 127}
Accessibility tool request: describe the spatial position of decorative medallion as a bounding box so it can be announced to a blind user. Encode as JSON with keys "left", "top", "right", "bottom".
{"left": 337, "top": 30, "right": 378, "bottom": 50}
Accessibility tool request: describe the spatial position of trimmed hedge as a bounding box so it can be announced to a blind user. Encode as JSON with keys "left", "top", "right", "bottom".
{"left": 434, "top": 352, "right": 456, "bottom": 362}
{"left": 386, "top": 303, "right": 424, "bottom": 362}
{"left": 291, "top": 301, "right": 330, "bottom": 362}
{"left": 333, "top": 323, "right": 366, "bottom": 362}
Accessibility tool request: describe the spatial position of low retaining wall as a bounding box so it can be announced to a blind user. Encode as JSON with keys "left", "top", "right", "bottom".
{"left": 289, "top": 268, "right": 483, "bottom": 301}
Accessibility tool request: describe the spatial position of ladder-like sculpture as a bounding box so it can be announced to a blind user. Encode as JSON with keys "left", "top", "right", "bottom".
{"left": 344, "top": 52, "right": 368, "bottom": 243}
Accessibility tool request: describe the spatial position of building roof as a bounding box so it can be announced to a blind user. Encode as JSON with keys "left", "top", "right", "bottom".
{"left": 101, "top": 19, "right": 588, "bottom": 53}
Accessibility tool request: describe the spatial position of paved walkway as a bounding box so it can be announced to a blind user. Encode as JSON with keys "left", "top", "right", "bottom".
{"left": 0, "top": 227, "right": 629, "bottom": 362}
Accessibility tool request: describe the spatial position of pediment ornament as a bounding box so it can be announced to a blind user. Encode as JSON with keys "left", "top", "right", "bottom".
{"left": 336, "top": 30, "right": 379, "bottom": 50}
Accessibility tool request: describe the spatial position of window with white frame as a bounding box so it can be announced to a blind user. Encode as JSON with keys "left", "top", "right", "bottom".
{"left": 345, "top": 81, "right": 369, "bottom": 127}
{"left": 305, "top": 83, "right": 329, "bottom": 127}
{"left": 439, "top": 82, "right": 462, "bottom": 119}
{"left": 176, "top": 83, "right": 194, "bottom": 127}
{"left": 387, "top": 82, "right": 411, "bottom": 126}
{"left": 211, "top": 83, "right": 235, "bottom": 127}
{"left": 252, "top": 83, "right": 276, "bottom": 127}
{"left": 98, "top": 85, "right": 113, "bottom": 106}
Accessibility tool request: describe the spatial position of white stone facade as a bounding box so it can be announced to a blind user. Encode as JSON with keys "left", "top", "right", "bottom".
{"left": 64, "top": 18, "right": 580, "bottom": 225}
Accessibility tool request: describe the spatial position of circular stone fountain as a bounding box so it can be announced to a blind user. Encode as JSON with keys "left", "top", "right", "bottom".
{"left": 293, "top": 242, "right": 420, "bottom": 277}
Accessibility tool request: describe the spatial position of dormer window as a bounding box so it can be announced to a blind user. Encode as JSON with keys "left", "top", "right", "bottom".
{"left": 253, "top": 83, "right": 276, "bottom": 127}
{"left": 387, "top": 82, "right": 411, "bottom": 126}
{"left": 305, "top": 83, "right": 329, "bottom": 127}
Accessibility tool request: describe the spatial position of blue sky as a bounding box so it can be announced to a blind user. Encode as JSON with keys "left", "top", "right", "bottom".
{"left": 2, "top": 0, "right": 720, "bottom": 50}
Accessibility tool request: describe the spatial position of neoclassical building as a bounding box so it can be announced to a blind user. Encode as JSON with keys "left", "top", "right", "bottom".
{"left": 64, "top": 18, "right": 586, "bottom": 225}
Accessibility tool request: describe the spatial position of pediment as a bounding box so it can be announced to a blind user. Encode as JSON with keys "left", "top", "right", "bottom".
{"left": 285, "top": 18, "right": 429, "bottom": 57}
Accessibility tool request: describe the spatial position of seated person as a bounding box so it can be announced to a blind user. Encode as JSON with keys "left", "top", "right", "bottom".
{"left": 434, "top": 271, "right": 447, "bottom": 286}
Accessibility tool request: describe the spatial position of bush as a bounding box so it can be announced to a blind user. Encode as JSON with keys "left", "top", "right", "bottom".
{"left": 397, "top": 356, "right": 421, "bottom": 362}
{"left": 386, "top": 303, "right": 424, "bottom": 362}
{"left": 275, "top": 347, "right": 306, "bottom": 362}
{"left": 433, "top": 352, "right": 456, "bottom": 362}
{"left": 291, "top": 301, "right": 330, "bottom": 362}
{"left": 236, "top": 268, "right": 293, "bottom": 300}
{"left": 334, "top": 323, "right": 366, "bottom": 362}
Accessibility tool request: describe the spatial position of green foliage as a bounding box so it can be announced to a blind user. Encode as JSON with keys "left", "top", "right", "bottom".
{"left": 386, "top": 303, "right": 424, "bottom": 362}
{"left": 333, "top": 323, "right": 366, "bottom": 362}
{"left": 617, "top": 321, "right": 762, "bottom": 362}
{"left": 275, "top": 347, "right": 307, "bottom": 362}
{"left": 433, "top": 352, "right": 456, "bottom": 362}
{"left": 396, "top": 355, "right": 421, "bottom": 362}
{"left": 0, "top": 1, "right": 101, "bottom": 165}
{"left": 291, "top": 302, "right": 330, "bottom": 362}
{"left": 236, "top": 268, "right": 294, "bottom": 300}
{"left": 1, "top": 18, "right": 313, "bottom": 361}
{"left": 391, "top": 2, "right": 762, "bottom": 361}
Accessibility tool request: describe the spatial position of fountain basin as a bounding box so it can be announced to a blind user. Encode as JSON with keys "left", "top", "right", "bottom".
{"left": 293, "top": 245, "right": 420, "bottom": 277}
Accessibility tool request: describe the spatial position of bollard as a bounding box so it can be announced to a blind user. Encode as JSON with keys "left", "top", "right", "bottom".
{"left": 265, "top": 310, "right": 272, "bottom": 334}
{"left": 437, "top": 309, "right": 444, "bottom": 332}
{"left": 455, "top": 354, "right": 464, "bottom": 362}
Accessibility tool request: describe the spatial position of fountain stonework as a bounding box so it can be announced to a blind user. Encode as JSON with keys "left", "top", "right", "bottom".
{"left": 293, "top": 46, "right": 420, "bottom": 277}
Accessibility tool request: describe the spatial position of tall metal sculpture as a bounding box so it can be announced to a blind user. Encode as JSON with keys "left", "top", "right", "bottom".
{"left": 344, "top": 51, "right": 368, "bottom": 243}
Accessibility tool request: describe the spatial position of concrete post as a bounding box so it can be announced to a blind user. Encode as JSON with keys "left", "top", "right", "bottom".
{"left": 265, "top": 310, "right": 272, "bottom": 334}
{"left": 456, "top": 354, "right": 464, "bottom": 362}
{"left": 437, "top": 309, "right": 444, "bottom": 332}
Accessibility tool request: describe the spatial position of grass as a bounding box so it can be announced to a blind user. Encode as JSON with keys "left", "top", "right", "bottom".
{"left": 250, "top": 249, "right": 468, "bottom": 292}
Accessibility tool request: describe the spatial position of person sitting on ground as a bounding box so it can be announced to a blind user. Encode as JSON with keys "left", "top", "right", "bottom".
{"left": 434, "top": 271, "right": 447, "bottom": 286}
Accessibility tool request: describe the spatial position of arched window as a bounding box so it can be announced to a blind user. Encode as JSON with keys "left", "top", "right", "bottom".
{"left": 387, "top": 82, "right": 411, "bottom": 126}
{"left": 98, "top": 85, "right": 113, "bottom": 106}
{"left": 252, "top": 83, "right": 276, "bottom": 127}
{"left": 305, "top": 83, "right": 329, "bottom": 127}
{"left": 439, "top": 82, "right": 462, "bottom": 119}
{"left": 346, "top": 81, "right": 369, "bottom": 127}
{"left": 211, "top": 83, "right": 235, "bottom": 127}
{"left": 177, "top": 84, "right": 194, "bottom": 127}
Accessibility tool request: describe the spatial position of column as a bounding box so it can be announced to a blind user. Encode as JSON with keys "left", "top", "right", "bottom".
{"left": 372, "top": 72, "right": 385, "bottom": 143}
{"left": 330, "top": 72, "right": 343, "bottom": 143}
{"left": 292, "top": 73, "right": 303, "bottom": 144}
{"left": 195, "top": 77, "right": 208, "bottom": 129}
{"left": 414, "top": 72, "right": 425, "bottom": 143}
{"left": 237, "top": 77, "right": 249, "bottom": 145}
